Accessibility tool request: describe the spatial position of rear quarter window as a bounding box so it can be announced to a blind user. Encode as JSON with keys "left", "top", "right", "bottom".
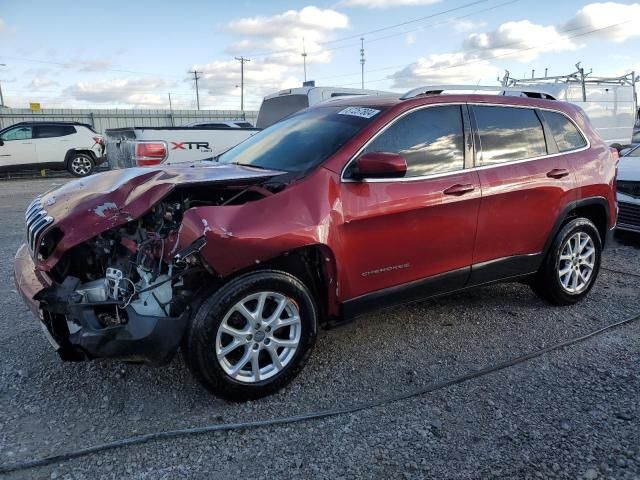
{"left": 35, "top": 125, "right": 76, "bottom": 138}
{"left": 473, "top": 105, "right": 547, "bottom": 165}
{"left": 542, "top": 111, "right": 587, "bottom": 152}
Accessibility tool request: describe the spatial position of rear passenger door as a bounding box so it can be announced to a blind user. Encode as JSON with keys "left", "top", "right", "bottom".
{"left": 469, "top": 105, "right": 578, "bottom": 283}
{"left": 34, "top": 125, "right": 76, "bottom": 164}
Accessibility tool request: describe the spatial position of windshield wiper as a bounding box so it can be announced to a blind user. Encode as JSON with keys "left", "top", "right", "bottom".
{"left": 233, "top": 163, "right": 274, "bottom": 171}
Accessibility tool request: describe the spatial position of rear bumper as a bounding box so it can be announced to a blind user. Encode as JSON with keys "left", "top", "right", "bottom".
{"left": 13, "top": 243, "right": 187, "bottom": 365}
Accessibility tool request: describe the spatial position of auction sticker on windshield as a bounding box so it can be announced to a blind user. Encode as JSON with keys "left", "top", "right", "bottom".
{"left": 338, "top": 107, "right": 381, "bottom": 119}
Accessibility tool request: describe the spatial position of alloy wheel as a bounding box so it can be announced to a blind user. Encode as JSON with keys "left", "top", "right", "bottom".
{"left": 71, "top": 156, "right": 92, "bottom": 176}
{"left": 557, "top": 231, "right": 596, "bottom": 294}
{"left": 215, "top": 291, "right": 302, "bottom": 383}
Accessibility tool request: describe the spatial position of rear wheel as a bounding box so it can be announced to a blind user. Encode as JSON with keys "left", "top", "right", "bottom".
{"left": 67, "top": 153, "right": 94, "bottom": 177}
{"left": 530, "top": 218, "right": 601, "bottom": 305}
{"left": 183, "top": 270, "right": 317, "bottom": 401}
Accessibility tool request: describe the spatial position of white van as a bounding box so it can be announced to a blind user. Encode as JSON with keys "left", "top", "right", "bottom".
{"left": 501, "top": 71, "right": 637, "bottom": 146}
{"left": 256, "top": 86, "right": 391, "bottom": 129}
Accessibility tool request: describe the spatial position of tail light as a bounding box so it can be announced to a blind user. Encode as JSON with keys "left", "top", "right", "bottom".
{"left": 134, "top": 142, "right": 167, "bottom": 166}
{"left": 92, "top": 136, "right": 104, "bottom": 146}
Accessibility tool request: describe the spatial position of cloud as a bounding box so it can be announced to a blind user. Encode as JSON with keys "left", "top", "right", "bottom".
{"left": 405, "top": 32, "right": 417, "bottom": 45}
{"left": 28, "top": 77, "right": 59, "bottom": 90}
{"left": 227, "top": 6, "right": 349, "bottom": 37}
{"left": 63, "top": 78, "right": 177, "bottom": 106}
{"left": 389, "top": 52, "right": 499, "bottom": 88}
{"left": 463, "top": 20, "right": 577, "bottom": 62}
{"left": 564, "top": 2, "right": 640, "bottom": 42}
{"left": 193, "top": 59, "right": 300, "bottom": 109}
{"left": 224, "top": 6, "right": 349, "bottom": 67}
{"left": 340, "top": 0, "right": 441, "bottom": 8}
{"left": 197, "top": 6, "right": 353, "bottom": 108}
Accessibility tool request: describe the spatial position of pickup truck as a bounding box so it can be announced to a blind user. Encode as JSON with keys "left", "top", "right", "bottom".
{"left": 105, "top": 125, "right": 259, "bottom": 168}
{"left": 106, "top": 85, "right": 391, "bottom": 169}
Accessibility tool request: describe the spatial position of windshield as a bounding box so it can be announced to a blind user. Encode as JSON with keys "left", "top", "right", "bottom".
{"left": 219, "top": 106, "right": 384, "bottom": 173}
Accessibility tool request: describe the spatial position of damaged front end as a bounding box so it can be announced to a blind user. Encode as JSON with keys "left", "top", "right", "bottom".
{"left": 15, "top": 164, "right": 286, "bottom": 365}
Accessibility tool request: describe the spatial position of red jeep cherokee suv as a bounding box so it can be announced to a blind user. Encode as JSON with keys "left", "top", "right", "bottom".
{"left": 14, "top": 92, "right": 617, "bottom": 400}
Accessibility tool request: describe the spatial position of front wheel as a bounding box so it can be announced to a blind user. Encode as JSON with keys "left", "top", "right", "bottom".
{"left": 67, "top": 153, "right": 95, "bottom": 177}
{"left": 530, "top": 217, "right": 602, "bottom": 305}
{"left": 183, "top": 270, "right": 317, "bottom": 401}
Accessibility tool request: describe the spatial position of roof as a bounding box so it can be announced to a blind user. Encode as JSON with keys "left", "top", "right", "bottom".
{"left": 5, "top": 121, "right": 93, "bottom": 126}
{"left": 311, "top": 92, "right": 580, "bottom": 116}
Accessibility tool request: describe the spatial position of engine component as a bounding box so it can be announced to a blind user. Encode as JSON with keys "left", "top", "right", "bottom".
{"left": 106, "top": 268, "right": 125, "bottom": 301}
{"left": 75, "top": 279, "right": 108, "bottom": 303}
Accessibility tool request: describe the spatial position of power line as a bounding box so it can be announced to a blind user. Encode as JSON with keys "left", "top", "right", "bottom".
{"left": 0, "top": 55, "right": 183, "bottom": 79}
{"left": 333, "top": 18, "right": 635, "bottom": 88}
{"left": 313, "top": 0, "right": 522, "bottom": 82}
{"left": 243, "top": 0, "right": 493, "bottom": 58}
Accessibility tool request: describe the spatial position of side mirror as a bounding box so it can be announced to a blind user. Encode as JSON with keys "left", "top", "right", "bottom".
{"left": 351, "top": 152, "right": 407, "bottom": 179}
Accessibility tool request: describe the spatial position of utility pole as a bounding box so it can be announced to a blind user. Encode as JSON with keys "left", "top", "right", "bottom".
{"left": 360, "top": 38, "right": 365, "bottom": 89}
{"left": 0, "top": 63, "right": 6, "bottom": 108}
{"left": 235, "top": 56, "right": 250, "bottom": 112}
{"left": 301, "top": 38, "right": 308, "bottom": 83}
{"left": 168, "top": 92, "right": 173, "bottom": 111}
{"left": 576, "top": 62, "right": 586, "bottom": 102}
{"left": 190, "top": 70, "right": 201, "bottom": 110}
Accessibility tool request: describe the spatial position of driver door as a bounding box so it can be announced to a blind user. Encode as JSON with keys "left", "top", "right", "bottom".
{"left": 339, "top": 104, "right": 481, "bottom": 306}
{"left": 0, "top": 126, "right": 37, "bottom": 167}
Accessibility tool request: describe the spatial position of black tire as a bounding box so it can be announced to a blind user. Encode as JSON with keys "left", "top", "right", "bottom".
{"left": 183, "top": 270, "right": 317, "bottom": 401}
{"left": 67, "top": 153, "right": 95, "bottom": 177}
{"left": 530, "top": 218, "right": 602, "bottom": 305}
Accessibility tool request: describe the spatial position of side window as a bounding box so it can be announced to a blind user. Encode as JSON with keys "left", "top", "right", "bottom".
{"left": 363, "top": 105, "right": 465, "bottom": 177}
{"left": 35, "top": 125, "right": 76, "bottom": 138}
{"left": 1, "top": 126, "right": 33, "bottom": 141}
{"left": 542, "top": 111, "right": 587, "bottom": 152}
{"left": 473, "top": 106, "right": 547, "bottom": 165}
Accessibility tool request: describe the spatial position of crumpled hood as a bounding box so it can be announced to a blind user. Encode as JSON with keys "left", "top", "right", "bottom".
{"left": 36, "top": 163, "right": 283, "bottom": 270}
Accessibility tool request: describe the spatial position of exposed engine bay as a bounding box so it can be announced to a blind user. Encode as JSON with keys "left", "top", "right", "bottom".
{"left": 49, "top": 185, "right": 271, "bottom": 326}
{"left": 31, "top": 182, "right": 277, "bottom": 363}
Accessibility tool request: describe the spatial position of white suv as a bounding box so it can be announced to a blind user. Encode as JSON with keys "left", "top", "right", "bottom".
{"left": 0, "top": 122, "right": 105, "bottom": 177}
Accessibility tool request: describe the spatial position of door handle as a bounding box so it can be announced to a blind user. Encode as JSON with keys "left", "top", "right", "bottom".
{"left": 443, "top": 184, "right": 475, "bottom": 196}
{"left": 546, "top": 168, "right": 570, "bottom": 179}
{"left": 21, "top": 142, "right": 33, "bottom": 145}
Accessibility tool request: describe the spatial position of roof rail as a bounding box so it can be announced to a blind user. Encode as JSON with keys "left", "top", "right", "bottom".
{"left": 399, "top": 84, "right": 557, "bottom": 100}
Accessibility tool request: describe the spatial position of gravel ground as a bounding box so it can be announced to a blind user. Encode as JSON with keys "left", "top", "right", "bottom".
{"left": 0, "top": 178, "right": 639, "bottom": 480}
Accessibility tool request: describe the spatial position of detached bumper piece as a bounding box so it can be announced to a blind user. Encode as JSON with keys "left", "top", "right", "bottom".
{"left": 15, "top": 245, "right": 187, "bottom": 366}
{"left": 38, "top": 302, "right": 188, "bottom": 365}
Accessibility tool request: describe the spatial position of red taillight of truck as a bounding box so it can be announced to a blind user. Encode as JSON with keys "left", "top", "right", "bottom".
{"left": 92, "top": 136, "right": 104, "bottom": 146}
{"left": 134, "top": 142, "right": 167, "bottom": 166}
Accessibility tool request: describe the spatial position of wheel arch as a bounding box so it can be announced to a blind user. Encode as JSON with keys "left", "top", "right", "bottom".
{"left": 64, "top": 149, "right": 96, "bottom": 167}
{"left": 544, "top": 197, "right": 611, "bottom": 256}
{"left": 225, "top": 244, "right": 340, "bottom": 324}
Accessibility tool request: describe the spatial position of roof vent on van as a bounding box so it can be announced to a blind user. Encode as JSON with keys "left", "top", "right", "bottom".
{"left": 303, "top": 80, "right": 316, "bottom": 87}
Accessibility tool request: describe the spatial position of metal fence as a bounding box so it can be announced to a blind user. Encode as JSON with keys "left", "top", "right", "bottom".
{"left": 0, "top": 107, "right": 259, "bottom": 133}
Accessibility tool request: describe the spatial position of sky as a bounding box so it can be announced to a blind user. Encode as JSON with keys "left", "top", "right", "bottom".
{"left": 0, "top": 0, "right": 639, "bottom": 111}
